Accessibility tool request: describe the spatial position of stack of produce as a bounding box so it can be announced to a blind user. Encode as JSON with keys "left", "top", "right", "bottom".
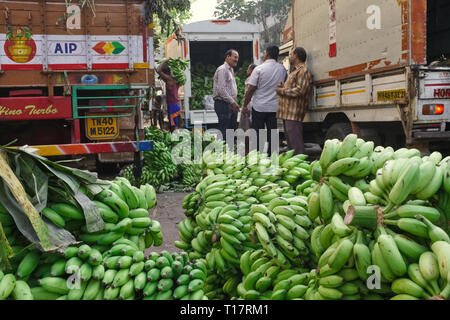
{"left": 0, "top": 147, "right": 209, "bottom": 300}
{"left": 299, "top": 135, "right": 450, "bottom": 300}
{"left": 2, "top": 132, "right": 450, "bottom": 300}
{"left": 173, "top": 134, "right": 450, "bottom": 300}
{"left": 122, "top": 127, "right": 220, "bottom": 190}
{"left": 165, "top": 58, "right": 189, "bottom": 86}
{"left": 190, "top": 62, "right": 250, "bottom": 110}
{"left": 174, "top": 147, "right": 317, "bottom": 299}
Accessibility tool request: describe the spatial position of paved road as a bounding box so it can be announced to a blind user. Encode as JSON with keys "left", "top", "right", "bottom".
{"left": 145, "top": 192, "right": 190, "bottom": 255}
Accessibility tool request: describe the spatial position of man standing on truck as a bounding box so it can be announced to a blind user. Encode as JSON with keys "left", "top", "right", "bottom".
{"left": 213, "top": 49, "right": 240, "bottom": 142}
{"left": 276, "top": 47, "right": 313, "bottom": 155}
{"left": 156, "top": 60, "right": 182, "bottom": 133}
{"left": 241, "top": 46, "right": 287, "bottom": 155}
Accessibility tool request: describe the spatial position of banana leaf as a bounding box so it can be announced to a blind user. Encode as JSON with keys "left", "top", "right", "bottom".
{"left": 0, "top": 147, "right": 104, "bottom": 235}
{"left": 0, "top": 151, "right": 52, "bottom": 250}
{"left": 12, "top": 153, "right": 48, "bottom": 213}
{"left": 0, "top": 177, "right": 78, "bottom": 252}
{"left": 0, "top": 221, "right": 14, "bottom": 270}
{"left": 36, "top": 159, "right": 104, "bottom": 233}
{"left": 10, "top": 146, "right": 98, "bottom": 184}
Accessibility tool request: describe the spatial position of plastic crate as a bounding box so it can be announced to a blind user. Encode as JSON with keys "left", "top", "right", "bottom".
{"left": 189, "top": 110, "right": 219, "bottom": 125}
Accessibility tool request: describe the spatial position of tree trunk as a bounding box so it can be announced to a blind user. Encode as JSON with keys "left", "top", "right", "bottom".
{"left": 259, "top": 3, "right": 270, "bottom": 45}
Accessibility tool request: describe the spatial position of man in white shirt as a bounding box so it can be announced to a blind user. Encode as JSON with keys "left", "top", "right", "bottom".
{"left": 213, "top": 49, "right": 240, "bottom": 141}
{"left": 242, "top": 46, "right": 287, "bottom": 155}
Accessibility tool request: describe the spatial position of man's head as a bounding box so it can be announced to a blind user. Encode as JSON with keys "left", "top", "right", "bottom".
{"left": 289, "top": 47, "right": 307, "bottom": 65}
{"left": 225, "top": 49, "right": 239, "bottom": 68}
{"left": 247, "top": 63, "right": 257, "bottom": 76}
{"left": 264, "top": 46, "right": 280, "bottom": 61}
{"left": 161, "top": 64, "right": 172, "bottom": 75}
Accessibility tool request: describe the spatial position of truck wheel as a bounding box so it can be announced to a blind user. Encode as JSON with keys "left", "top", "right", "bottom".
{"left": 324, "top": 122, "right": 353, "bottom": 141}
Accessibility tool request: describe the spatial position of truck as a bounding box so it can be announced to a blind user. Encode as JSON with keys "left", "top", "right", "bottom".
{"left": 284, "top": 0, "right": 450, "bottom": 154}
{"left": 165, "top": 19, "right": 262, "bottom": 128}
{"left": 0, "top": 0, "right": 155, "bottom": 170}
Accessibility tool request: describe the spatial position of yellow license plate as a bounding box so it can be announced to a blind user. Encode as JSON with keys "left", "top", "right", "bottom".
{"left": 85, "top": 114, "right": 119, "bottom": 140}
{"left": 377, "top": 89, "right": 406, "bottom": 102}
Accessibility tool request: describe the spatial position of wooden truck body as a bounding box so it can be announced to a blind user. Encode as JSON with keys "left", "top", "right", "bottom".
{"left": 0, "top": 0, "right": 154, "bottom": 165}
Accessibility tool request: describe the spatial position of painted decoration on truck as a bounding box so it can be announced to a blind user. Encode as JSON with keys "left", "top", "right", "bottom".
{"left": 1, "top": 32, "right": 148, "bottom": 71}
{"left": 47, "top": 35, "right": 87, "bottom": 70}
{"left": 90, "top": 36, "right": 130, "bottom": 69}
{"left": 93, "top": 41, "right": 126, "bottom": 55}
{"left": 54, "top": 73, "right": 124, "bottom": 85}
{"left": 4, "top": 27, "right": 37, "bottom": 64}
{"left": 0, "top": 97, "right": 72, "bottom": 121}
{"left": 329, "top": 0, "right": 337, "bottom": 57}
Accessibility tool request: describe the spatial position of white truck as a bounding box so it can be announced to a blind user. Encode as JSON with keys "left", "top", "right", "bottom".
{"left": 165, "top": 19, "right": 262, "bottom": 128}
{"left": 284, "top": 0, "right": 450, "bottom": 154}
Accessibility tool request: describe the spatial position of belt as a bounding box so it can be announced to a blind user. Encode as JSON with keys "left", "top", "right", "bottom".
{"left": 214, "top": 98, "right": 230, "bottom": 103}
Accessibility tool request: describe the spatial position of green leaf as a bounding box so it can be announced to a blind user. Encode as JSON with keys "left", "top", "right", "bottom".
{"left": 12, "top": 154, "right": 49, "bottom": 213}
{"left": 0, "top": 151, "right": 52, "bottom": 251}
{"left": 0, "top": 222, "right": 14, "bottom": 270}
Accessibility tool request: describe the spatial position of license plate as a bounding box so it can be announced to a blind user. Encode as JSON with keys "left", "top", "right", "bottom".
{"left": 85, "top": 114, "right": 119, "bottom": 140}
{"left": 377, "top": 89, "right": 406, "bottom": 102}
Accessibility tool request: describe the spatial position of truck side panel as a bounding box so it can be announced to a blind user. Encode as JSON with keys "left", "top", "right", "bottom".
{"left": 294, "top": 0, "right": 408, "bottom": 82}
{"left": 0, "top": 1, "right": 154, "bottom": 165}
{"left": 0, "top": 1, "right": 148, "bottom": 72}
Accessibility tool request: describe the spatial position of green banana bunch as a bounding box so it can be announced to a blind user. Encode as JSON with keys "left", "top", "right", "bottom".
{"left": 165, "top": 58, "right": 189, "bottom": 86}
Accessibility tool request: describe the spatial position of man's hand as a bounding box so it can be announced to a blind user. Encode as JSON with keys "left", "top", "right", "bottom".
{"left": 276, "top": 82, "right": 285, "bottom": 96}
{"left": 241, "top": 106, "right": 249, "bottom": 116}
{"left": 231, "top": 102, "right": 240, "bottom": 114}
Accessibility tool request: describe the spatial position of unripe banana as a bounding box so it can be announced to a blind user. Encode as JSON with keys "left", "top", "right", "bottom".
{"left": 391, "top": 278, "right": 431, "bottom": 299}
{"left": 431, "top": 241, "right": 450, "bottom": 281}
{"left": 377, "top": 229, "right": 407, "bottom": 277}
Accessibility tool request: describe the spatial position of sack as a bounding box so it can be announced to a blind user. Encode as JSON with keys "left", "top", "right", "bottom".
{"left": 202, "top": 95, "right": 215, "bottom": 110}
{"left": 238, "top": 111, "right": 251, "bottom": 131}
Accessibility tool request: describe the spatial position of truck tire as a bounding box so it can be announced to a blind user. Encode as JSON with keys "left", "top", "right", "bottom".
{"left": 325, "top": 122, "right": 353, "bottom": 141}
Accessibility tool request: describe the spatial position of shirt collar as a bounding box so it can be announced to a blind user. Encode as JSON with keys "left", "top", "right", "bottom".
{"left": 294, "top": 63, "right": 305, "bottom": 71}
{"left": 224, "top": 62, "right": 234, "bottom": 71}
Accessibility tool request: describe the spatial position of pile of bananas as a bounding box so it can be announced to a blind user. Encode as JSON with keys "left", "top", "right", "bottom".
{"left": 173, "top": 149, "right": 318, "bottom": 299}
{"left": 171, "top": 133, "right": 450, "bottom": 300}
{"left": 37, "top": 176, "right": 159, "bottom": 247}
{"left": 249, "top": 196, "right": 315, "bottom": 270}
{"left": 237, "top": 248, "right": 311, "bottom": 300}
{"left": 180, "top": 163, "right": 202, "bottom": 187}
{"left": 144, "top": 126, "right": 173, "bottom": 146}
{"left": 142, "top": 141, "right": 179, "bottom": 184}
{"left": 122, "top": 128, "right": 216, "bottom": 190}
{"left": 0, "top": 173, "right": 168, "bottom": 300}
{"left": 1, "top": 243, "right": 210, "bottom": 300}
{"left": 297, "top": 135, "right": 450, "bottom": 300}
{"left": 165, "top": 58, "right": 189, "bottom": 86}
{"left": 3, "top": 131, "right": 450, "bottom": 300}
{"left": 0, "top": 173, "right": 212, "bottom": 300}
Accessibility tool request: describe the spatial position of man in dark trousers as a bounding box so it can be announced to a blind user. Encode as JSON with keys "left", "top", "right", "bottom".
{"left": 213, "top": 49, "right": 240, "bottom": 142}
{"left": 276, "top": 47, "right": 313, "bottom": 155}
{"left": 242, "top": 46, "right": 287, "bottom": 155}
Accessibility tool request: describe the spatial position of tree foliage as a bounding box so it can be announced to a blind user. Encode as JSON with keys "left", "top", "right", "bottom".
{"left": 214, "top": 0, "right": 292, "bottom": 46}
{"left": 142, "top": 0, "right": 192, "bottom": 52}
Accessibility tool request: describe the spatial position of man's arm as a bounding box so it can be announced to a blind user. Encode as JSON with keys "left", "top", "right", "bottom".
{"left": 156, "top": 60, "right": 175, "bottom": 86}
{"left": 278, "top": 70, "right": 311, "bottom": 98}
{"left": 243, "top": 85, "right": 257, "bottom": 109}
{"left": 242, "top": 68, "right": 259, "bottom": 112}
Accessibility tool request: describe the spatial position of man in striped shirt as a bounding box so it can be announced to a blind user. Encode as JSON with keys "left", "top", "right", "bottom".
{"left": 276, "top": 47, "right": 313, "bottom": 155}
{"left": 213, "top": 49, "right": 240, "bottom": 141}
